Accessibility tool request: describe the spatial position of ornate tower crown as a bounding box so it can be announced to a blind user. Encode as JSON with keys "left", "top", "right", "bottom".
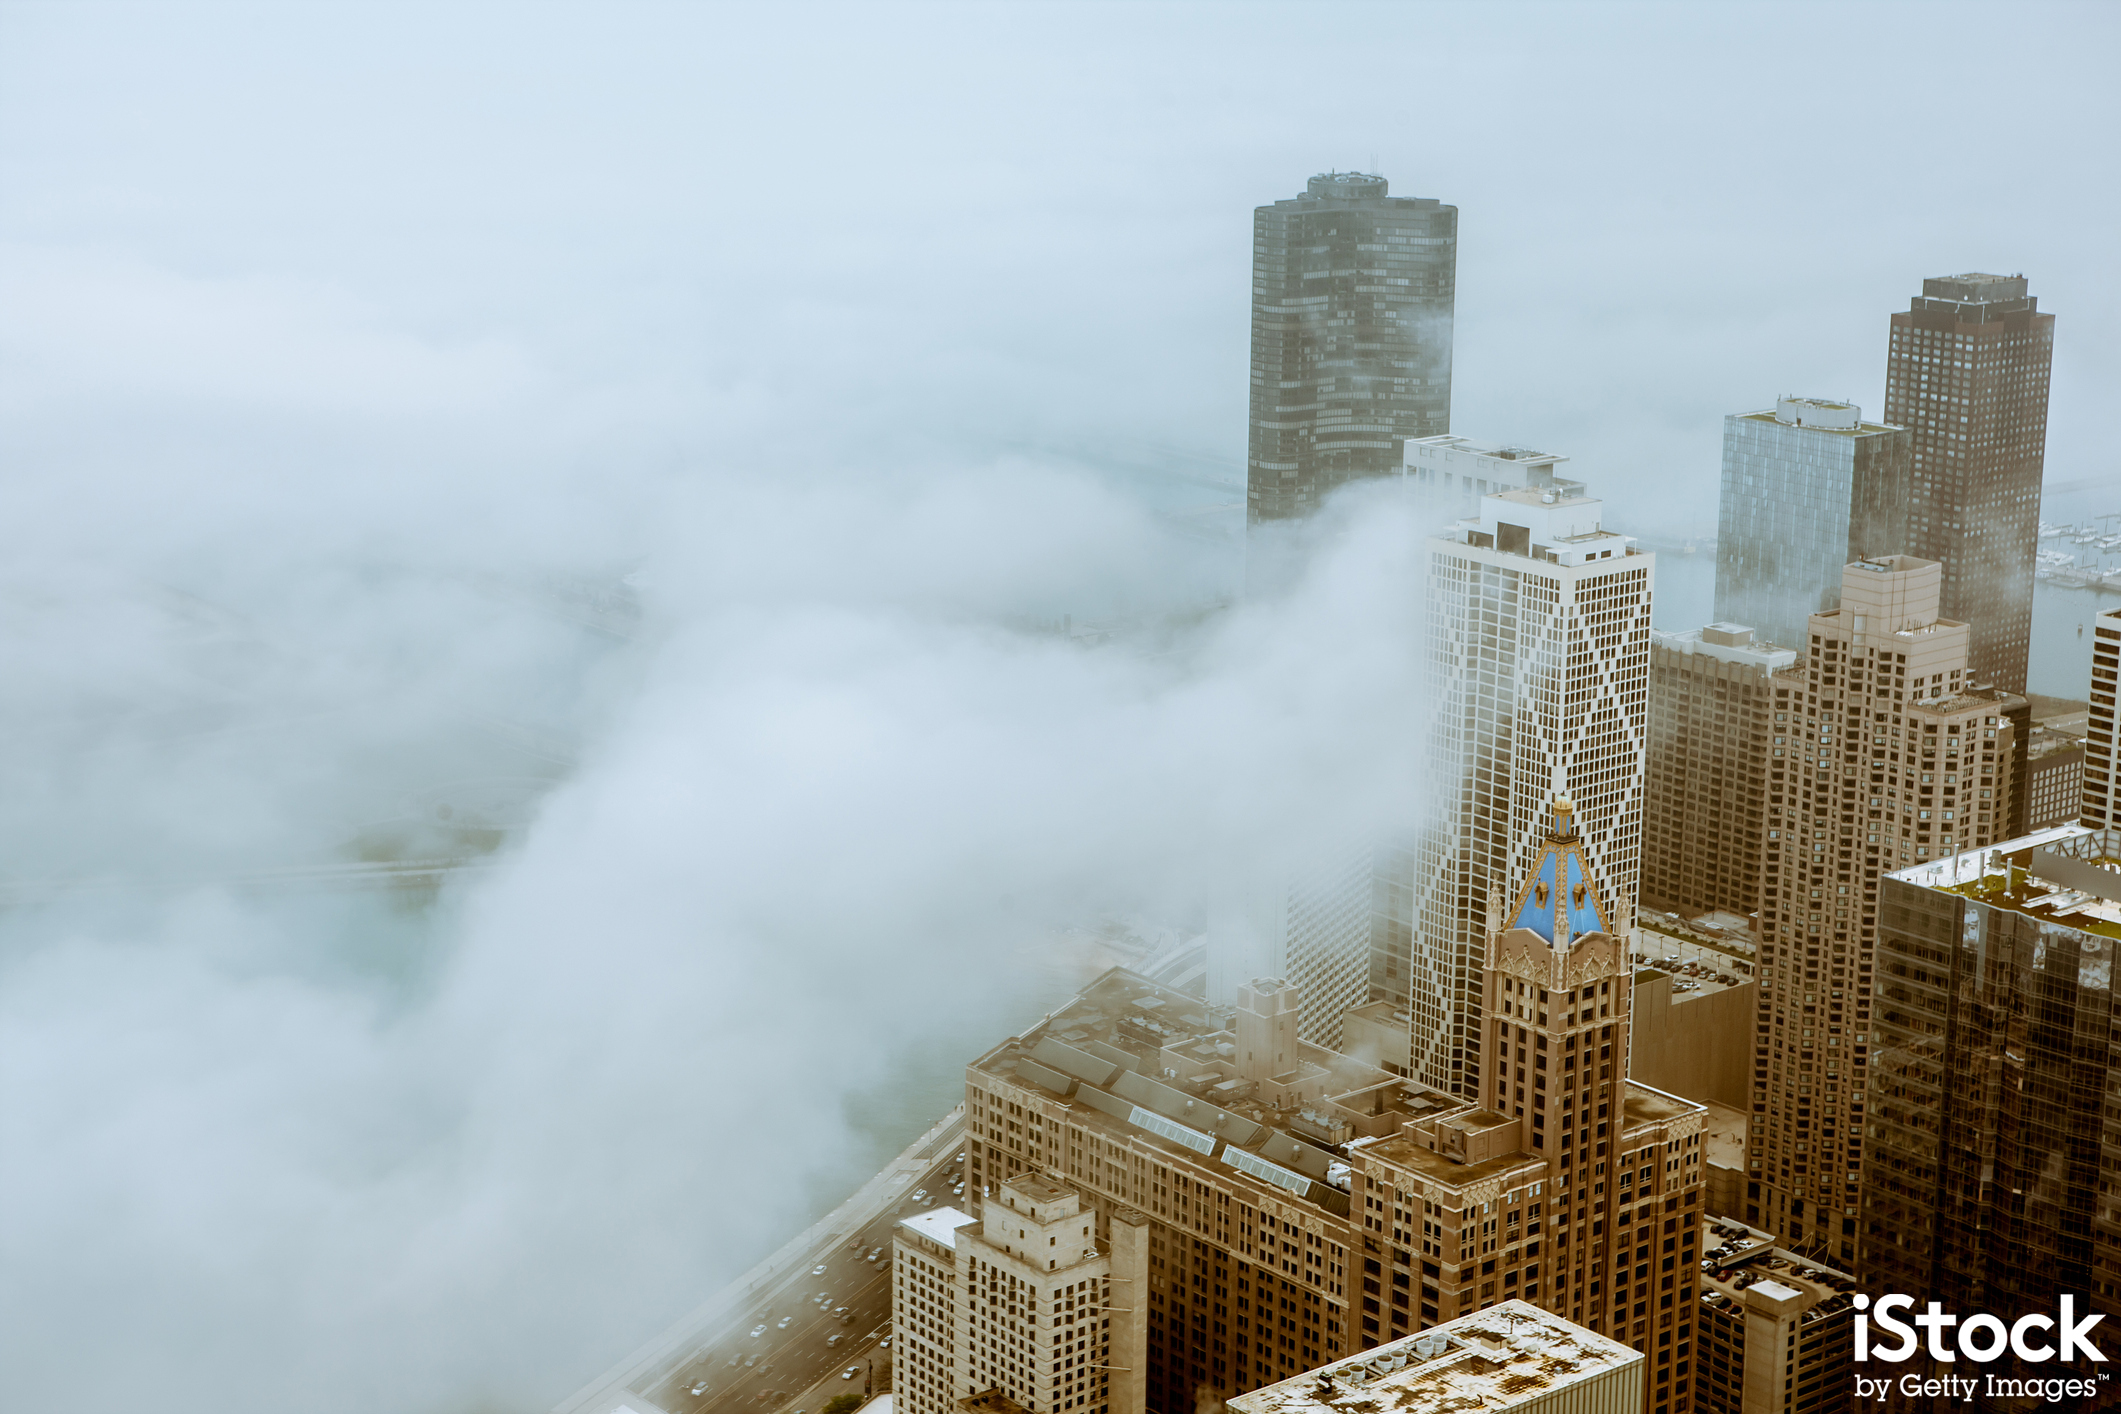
{"left": 1506, "top": 795, "right": 1610, "bottom": 949}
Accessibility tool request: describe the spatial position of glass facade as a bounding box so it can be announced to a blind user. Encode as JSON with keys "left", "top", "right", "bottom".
{"left": 1866, "top": 829, "right": 2121, "bottom": 1397}
{"left": 1247, "top": 172, "right": 1456, "bottom": 524}
{"left": 1711, "top": 408, "right": 1910, "bottom": 654}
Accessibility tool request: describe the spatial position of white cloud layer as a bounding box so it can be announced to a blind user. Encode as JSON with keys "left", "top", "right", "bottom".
{"left": 0, "top": 2, "right": 2112, "bottom": 1410}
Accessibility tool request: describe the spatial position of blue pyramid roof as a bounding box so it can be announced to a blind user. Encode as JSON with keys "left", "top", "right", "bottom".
{"left": 1507, "top": 798, "right": 1610, "bottom": 949}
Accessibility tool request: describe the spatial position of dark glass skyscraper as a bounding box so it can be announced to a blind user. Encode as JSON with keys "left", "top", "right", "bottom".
{"left": 1881, "top": 274, "right": 2055, "bottom": 694}
{"left": 1866, "top": 827, "right": 2121, "bottom": 1396}
{"left": 1246, "top": 172, "right": 1455, "bottom": 524}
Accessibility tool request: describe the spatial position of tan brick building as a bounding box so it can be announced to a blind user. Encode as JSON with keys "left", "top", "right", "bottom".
{"left": 958, "top": 803, "right": 1705, "bottom": 1414}
{"left": 1748, "top": 556, "right": 2022, "bottom": 1264}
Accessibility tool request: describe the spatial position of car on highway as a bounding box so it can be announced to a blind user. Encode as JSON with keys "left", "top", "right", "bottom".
{"left": 777, "top": 1316, "right": 793, "bottom": 1329}
{"left": 744, "top": 1355, "right": 759, "bottom": 1369}
{"left": 841, "top": 1367, "right": 860, "bottom": 1381}
{"left": 866, "top": 1247, "right": 883, "bottom": 1262}
{"left": 726, "top": 1355, "right": 742, "bottom": 1368}
{"left": 749, "top": 1324, "right": 766, "bottom": 1338}
{"left": 812, "top": 1264, "right": 827, "bottom": 1275}
{"left": 827, "top": 1333, "right": 842, "bottom": 1346}
{"left": 913, "top": 1189, "right": 927, "bottom": 1201}
{"left": 692, "top": 1380, "right": 711, "bottom": 1395}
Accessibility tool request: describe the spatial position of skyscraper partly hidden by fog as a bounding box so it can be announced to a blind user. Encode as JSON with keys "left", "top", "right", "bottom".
{"left": 1881, "top": 273, "right": 2055, "bottom": 694}
{"left": 1710, "top": 396, "right": 1910, "bottom": 651}
{"left": 1377, "top": 475, "right": 1652, "bottom": 1095}
{"left": 1246, "top": 172, "right": 1456, "bottom": 524}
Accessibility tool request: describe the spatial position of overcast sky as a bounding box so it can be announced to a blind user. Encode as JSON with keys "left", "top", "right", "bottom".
{"left": 0, "top": 3, "right": 2114, "bottom": 1411}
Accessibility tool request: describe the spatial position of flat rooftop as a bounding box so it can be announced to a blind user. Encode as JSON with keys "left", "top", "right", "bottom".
{"left": 1895, "top": 825, "right": 2121, "bottom": 940}
{"left": 900, "top": 1207, "right": 977, "bottom": 1247}
{"left": 1227, "top": 1299, "right": 1639, "bottom": 1414}
{"left": 1737, "top": 409, "right": 1898, "bottom": 439}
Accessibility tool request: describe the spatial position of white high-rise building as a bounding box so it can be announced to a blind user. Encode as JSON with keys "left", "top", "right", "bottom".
{"left": 1376, "top": 482, "right": 1653, "bottom": 1094}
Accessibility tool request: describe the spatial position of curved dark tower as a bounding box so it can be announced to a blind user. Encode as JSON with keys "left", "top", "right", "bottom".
{"left": 1246, "top": 172, "right": 1457, "bottom": 525}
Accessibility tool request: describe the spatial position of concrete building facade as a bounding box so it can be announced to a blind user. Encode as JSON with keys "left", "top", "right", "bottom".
{"left": 1711, "top": 397, "right": 1911, "bottom": 654}
{"left": 1641, "top": 625, "right": 1796, "bottom": 923}
{"left": 1748, "top": 557, "right": 2022, "bottom": 1266}
{"left": 2024, "top": 721, "right": 2086, "bottom": 830}
{"left": 1629, "top": 967, "right": 1755, "bottom": 1114}
{"left": 1246, "top": 173, "right": 1456, "bottom": 524}
{"left": 1693, "top": 1218, "right": 1856, "bottom": 1414}
{"left": 892, "top": 1177, "right": 1146, "bottom": 1414}
{"left": 1880, "top": 274, "right": 2056, "bottom": 694}
{"left": 1379, "top": 483, "right": 1652, "bottom": 1094}
{"left": 2086, "top": 607, "right": 2119, "bottom": 828}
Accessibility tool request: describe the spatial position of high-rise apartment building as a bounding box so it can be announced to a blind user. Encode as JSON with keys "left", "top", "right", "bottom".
{"left": 1226, "top": 1301, "right": 1645, "bottom": 1414}
{"left": 1694, "top": 1218, "right": 1856, "bottom": 1414}
{"left": 892, "top": 1176, "right": 1147, "bottom": 1414}
{"left": 1711, "top": 397, "right": 1911, "bottom": 653}
{"left": 1865, "top": 826, "right": 2121, "bottom": 1392}
{"left": 1246, "top": 173, "right": 1456, "bottom": 524}
{"left": 1748, "top": 557, "right": 2022, "bottom": 1266}
{"left": 1641, "top": 624, "right": 1796, "bottom": 922}
{"left": 962, "top": 805, "right": 1707, "bottom": 1414}
{"left": 2085, "top": 606, "right": 2119, "bottom": 827}
{"left": 2024, "top": 720, "right": 2086, "bottom": 829}
{"left": 1378, "top": 482, "right": 1651, "bottom": 1093}
{"left": 1880, "top": 273, "right": 2056, "bottom": 694}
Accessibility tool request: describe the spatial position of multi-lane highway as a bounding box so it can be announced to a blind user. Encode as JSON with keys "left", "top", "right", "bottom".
{"left": 643, "top": 1144, "right": 973, "bottom": 1414}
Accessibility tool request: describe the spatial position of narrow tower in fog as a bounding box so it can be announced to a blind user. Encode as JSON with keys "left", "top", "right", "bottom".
{"left": 1880, "top": 273, "right": 2054, "bottom": 693}
{"left": 1246, "top": 172, "right": 1456, "bottom": 524}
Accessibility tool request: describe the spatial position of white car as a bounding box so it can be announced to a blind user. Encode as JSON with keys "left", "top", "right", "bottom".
{"left": 842, "top": 1367, "right": 861, "bottom": 1381}
{"left": 812, "top": 1264, "right": 827, "bottom": 1275}
{"left": 777, "top": 1316, "right": 793, "bottom": 1329}
{"left": 827, "top": 1334, "right": 842, "bottom": 1347}
{"left": 749, "top": 1324, "right": 766, "bottom": 1338}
